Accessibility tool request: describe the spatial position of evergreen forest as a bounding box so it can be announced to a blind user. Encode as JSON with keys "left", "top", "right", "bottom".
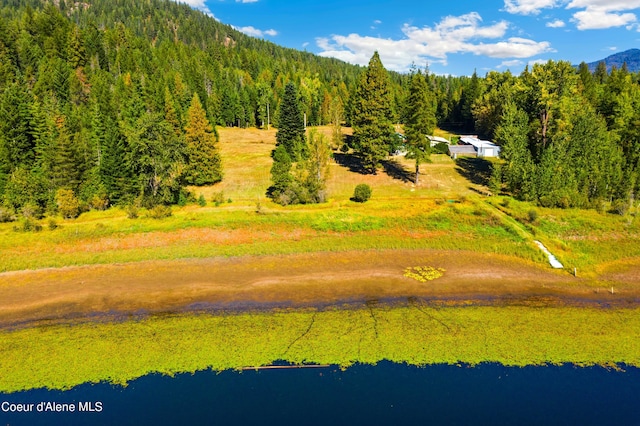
{"left": 0, "top": 0, "right": 639, "bottom": 217}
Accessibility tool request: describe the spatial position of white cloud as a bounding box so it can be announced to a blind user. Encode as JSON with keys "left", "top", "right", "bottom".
{"left": 528, "top": 59, "right": 549, "bottom": 66}
{"left": 498, "top": 59, "right": 524, "bottom": 68}
{"left": 571, "top": 9, "right": 636, "bottom": 29}
{"left": 608, "top": 46, "right": 618, "bottom": 51}
{"left": 546, "top": 19, "right": 566, "bottom": 27}
{"left": 503, "top": 0, "right": 560, "bottom": 15}
{"left": 567, "top": 0, "right": 640, "bottom": 29}
{"left": 316, "top": 13, "right": 552, "bottom": 72}
{"left": 234, "top": 25, "right": 278, "bottom": 37}
{"left": 175, "top": 0, "right": 214, "bottom": 17}
{"left": 236, "top": 0, "right": 259, "bottom": 3}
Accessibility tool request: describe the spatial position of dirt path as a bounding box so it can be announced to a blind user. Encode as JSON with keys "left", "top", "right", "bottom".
{"left": 0, "top": 249, "right": 638, "bottom": 329}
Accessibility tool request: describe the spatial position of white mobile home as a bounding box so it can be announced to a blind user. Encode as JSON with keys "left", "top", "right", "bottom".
{"left": 459, "top": 137, "right": 501, "bottom": 158}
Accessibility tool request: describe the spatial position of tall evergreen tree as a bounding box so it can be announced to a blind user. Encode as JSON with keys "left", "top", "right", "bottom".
{"left": 183, "top": 93, "right": 222, "bottom": 185}
{"left": 495, "top": 102, "right": 535, "bottom": 200}
{"left": 461, "top": 70, "right": 483, "bottom": 131}
{"left": 267, "top": 144, "right": 293, "bottom": 205}
{"left": 276, "top": 82, "right": 306, "bottom": 161}
{"left": 404, "top": 69, "right": 436, "bottom": 185}
{"left": 352, "top": 51, "right": 395, "bottom": 174}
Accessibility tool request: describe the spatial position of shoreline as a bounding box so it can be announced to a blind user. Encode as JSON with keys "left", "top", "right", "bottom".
{"left": 1, "top": 249, "right": 639, "bottom": 330}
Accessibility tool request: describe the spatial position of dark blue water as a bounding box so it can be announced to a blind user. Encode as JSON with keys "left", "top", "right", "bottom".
{"left": 2, "top": 363, "right": 639, "bottom": 426}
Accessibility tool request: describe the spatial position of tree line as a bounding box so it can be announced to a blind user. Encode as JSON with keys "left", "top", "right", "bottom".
{"left": 1, "top": 0, "right": 637, "bottom": 217}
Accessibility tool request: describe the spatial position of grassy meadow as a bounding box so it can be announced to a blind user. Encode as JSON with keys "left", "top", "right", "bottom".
{"left": 1, "top": 126, "right": 640, "bottom": 393}
{"left": 1, "top": 126, "right": 637, "bottom": 275}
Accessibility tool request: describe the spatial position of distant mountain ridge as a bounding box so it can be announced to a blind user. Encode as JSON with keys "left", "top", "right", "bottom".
{"left": 582, "top": 48, "right": 640, "bottom": 73}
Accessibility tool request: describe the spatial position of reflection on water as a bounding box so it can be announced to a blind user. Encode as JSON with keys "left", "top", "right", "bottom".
{"left": 2, "top": 363, "right": 639, "bottom": 426}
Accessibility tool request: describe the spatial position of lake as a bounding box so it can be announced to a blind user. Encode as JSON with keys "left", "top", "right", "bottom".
{"left": 2, "top": 362, "right": 639, "bottom": 425}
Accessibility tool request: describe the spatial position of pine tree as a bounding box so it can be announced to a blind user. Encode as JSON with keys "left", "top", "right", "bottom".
{"left": 404, "top": 69, "right": 436, "bottom": 185}
{"left": 51, "top": 115, "right": 81, "bottom": 191}
{"left": 461, "top": 70, "right": 483, "bottom": 131}
{"left": 276, "top": 82, "right": 306, "bottom": 161}
{"left": 183, "top": 93, "right": 222, "bottom": 186}
{"left": 164, "top": 87, "right": 182, "bottom": 137}
{"left": 68, "top": 25, "right": 86, "bottom": 69}
{"left": 267, "top": 144, "right": 293, "bottom": 205}
{"left": 352, "top": 51, "right": 395, "bottom": 174}
{"left": 0, "top": 82, "right": 35, "bottom": 169}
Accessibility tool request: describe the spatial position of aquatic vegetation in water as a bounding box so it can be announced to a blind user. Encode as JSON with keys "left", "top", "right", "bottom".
{"left": 403, "top": 266, "right": 445, "bottom": 282}
{"left": 2, "top": 304, "right": 638, "bottom": 393}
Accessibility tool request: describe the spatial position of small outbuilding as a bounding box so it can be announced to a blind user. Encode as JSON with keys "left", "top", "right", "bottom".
{"left": 448, "top": 144, "right": 478, "bottom": 159}
{"left": 427, "top": 135, "right": 450, "bottom": 147}
{"left": 458, "top": 136, "right": 501, "bottom": 158}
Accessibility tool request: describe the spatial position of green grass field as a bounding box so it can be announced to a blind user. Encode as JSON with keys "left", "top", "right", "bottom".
{"left": 1, "top": 127, "right": 637, "bottom": 276}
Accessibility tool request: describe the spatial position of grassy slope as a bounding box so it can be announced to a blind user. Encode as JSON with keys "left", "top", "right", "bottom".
{"left": 4, "top": 126, "right": 637, "bottom": 275}
{"left": 1, "top": 126, "right": 547, "bottom": 272}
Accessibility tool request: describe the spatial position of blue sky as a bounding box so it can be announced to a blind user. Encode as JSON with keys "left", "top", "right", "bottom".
{"left": 180, "top": 0, "right": 640, "bottom": 75}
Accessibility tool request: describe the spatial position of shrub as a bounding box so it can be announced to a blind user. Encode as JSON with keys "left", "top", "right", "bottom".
{"left": 14, "top": 218, "right": 42, "bottom": 232}
{"left": 612, "top": 199, "right": 630, "bottom": 216}
{"left": 197, "top": 194, "right": 207, "bottom": 207}
{"left": 125, "top": 204, "right": 139, "bottom": 219}
{"left": 48, "top": 218, "right": 59, "bottom": 230}
{"left": 212, "top": 191, "right": 225, "bottom": 206}
{"left": 21, "top": 202, "right": 43, "bottom": 220}
{"left": 90, "top": 194, "right": 109, "bottom": 211}
{"left": 0, "top": 207, "right": 16, "bottom": 223}
{"left": 55, "top": 189, "right": 80, "bottom": 219}
{"left": 527, "top": 209, "right": 538, "bottom": 223}
{"left": 148, "top": 205, "right": 172, "bottom": 219}
{"left": 352, "top": 184, "right": 372, "bottom": 203}
{"left": 178, "top": 191, "right": 187, "bottom": 207}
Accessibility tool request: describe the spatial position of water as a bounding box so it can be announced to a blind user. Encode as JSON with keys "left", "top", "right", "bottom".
{"left": 2, "top": 363, "right": 639, "bottom": 425}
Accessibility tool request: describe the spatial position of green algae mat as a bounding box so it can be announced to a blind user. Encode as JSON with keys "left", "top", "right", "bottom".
{"left": 1, "top": 304, "right": 639, "bottom": 393}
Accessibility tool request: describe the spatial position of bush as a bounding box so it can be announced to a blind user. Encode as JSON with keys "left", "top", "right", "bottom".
{"left": 197, "top": 194, "right": 207, "bottom": 207}
{"left": 433, "top": 142, "right": 450, "bottom": 154}
{"left": 527, "top": 209, "right": 538, "bottom": 223}
{"left": 178, "top": 192, "right": 188, "bottom": 207}
{"left": 612, "top": 199, "right": 630, "bottom": 216}
{"left": 55, "top": 189, "right": 80, "bottom": 219}
{"left": 148, "top": 205, "right": 172, "bottom": 219}
{"left": 125, "top": 204, "right": 139, "bottom": 219}
{"left": 14, "top": 218, "right": 42, "bottom": 232}
{"left": 21, "top": 202, "right": 43, "bottom": 220}
{"left": 352, "top": 184, "right": 372, "bottom": 203}
{"left": 211, "top": 191, "right": 225, "bottom": 206}
{"left": 0, "top": 207, "right": 16, "bottom": 223}
{"left": 90, "top": 194, "right": 109, "bottom": 211}
{"left": 48, "top": 218, "right": 59, "bottom": 230}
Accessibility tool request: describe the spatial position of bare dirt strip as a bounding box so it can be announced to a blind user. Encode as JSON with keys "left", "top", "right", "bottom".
{"left": 1, "top": 249, "right": 639, "bottom": 329}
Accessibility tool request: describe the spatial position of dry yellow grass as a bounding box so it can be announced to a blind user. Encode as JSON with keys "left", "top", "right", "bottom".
{"left": 193, "top": 126, "right": 476, "bottom": 203}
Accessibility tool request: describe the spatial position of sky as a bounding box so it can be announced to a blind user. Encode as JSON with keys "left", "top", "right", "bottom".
{"left": 178, "top": 0, "right": 640, "bottom": 76}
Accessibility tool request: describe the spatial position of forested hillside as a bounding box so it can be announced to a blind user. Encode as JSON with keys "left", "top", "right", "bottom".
{"left": 0, "top": 0, "right": 380, "bottom": 212}
{"left": 0, "top": 0, "right": 638, "bottom": 219}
